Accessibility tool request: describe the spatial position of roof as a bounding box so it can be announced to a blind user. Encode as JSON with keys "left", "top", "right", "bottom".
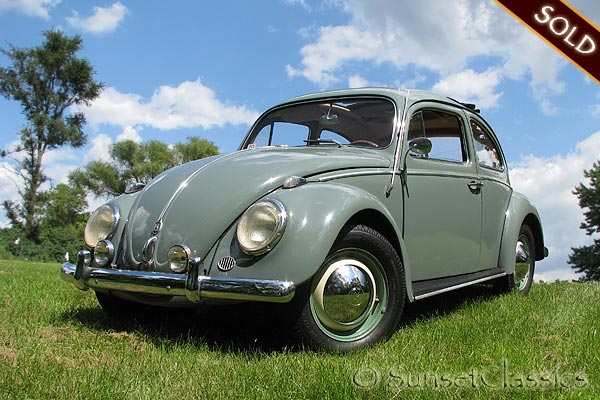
{"left": 279, "top": 87, "right": 477, "bottom": 113}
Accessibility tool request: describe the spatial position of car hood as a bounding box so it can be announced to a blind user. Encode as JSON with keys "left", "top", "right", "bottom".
{"left": 123, "top": 146, "right": 391, "bottom": 269}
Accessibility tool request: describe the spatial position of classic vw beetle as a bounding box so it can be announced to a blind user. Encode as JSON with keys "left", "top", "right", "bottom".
{"left": 61, "top": 88, "right": 547, "bottom": 351}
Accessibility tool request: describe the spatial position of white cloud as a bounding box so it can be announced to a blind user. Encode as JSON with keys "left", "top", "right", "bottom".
{"left": 81, "top": 79, "right": 259, "bottom": 131}
{"left": 83, "top": 133, "right": 112, "bottom": 164}
{"left": 510, "top": 131, "right": 600, "bottom": 281}
{"left": 287, "top": 25, "right": 379, "bottom": 87}
{"left": 116, "top": 125, "right": 142, "bottom": 143}
{"left": 287, "top": 0, "right": 566, "bottom": 110}
{"left": 0, "top": 160, "right": 21, "bottom": 227}
{"left": 66, "top": 2, "right": 128, "bottom": 34}
{"left": 431, "top": 68, "right": 503, "bottom": 110}
{"left": 0, "top": 0, "right": 59, "bottom": 19}
{"left": 348, "top": 74, "right": 369, "bottom": 88}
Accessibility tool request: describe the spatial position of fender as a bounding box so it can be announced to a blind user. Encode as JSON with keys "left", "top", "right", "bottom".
{"left": 207, "top": 181, "right": 413, "bottom": 297}
{"left": 498, "top": 190, "right": 546, "bottom": 273}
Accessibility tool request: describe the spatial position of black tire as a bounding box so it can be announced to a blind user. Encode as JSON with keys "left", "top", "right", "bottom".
{"left": 495, "top": 224, "right": 535, "bottom": 295}
{"left": 294, "top": 224, "right": 405, "bottom": 352}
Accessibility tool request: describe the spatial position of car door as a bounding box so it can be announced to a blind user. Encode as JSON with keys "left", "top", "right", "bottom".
{"left": 403, "top": 104, "right": 482, "bottom": 281}
{"left": 469, "top": 117, "right": 512, "bottom": 270}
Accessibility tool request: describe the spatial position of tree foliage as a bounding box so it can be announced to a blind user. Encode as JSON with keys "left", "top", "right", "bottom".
{"left": 569, "top": 161, "right": 600, "bottom": 282}
{"left": 70, "top": 137, "right": 219, "bottom": 198}
{"left": 0, "top": 184, "right": 88, "bottom": 262}
{"left": 0, "top": 30, "right": 103, "bottom": 241}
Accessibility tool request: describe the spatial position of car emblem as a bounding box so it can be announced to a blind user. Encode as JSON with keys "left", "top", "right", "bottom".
{"left": 152, "top": 219, "right": 163, "bottom": 236}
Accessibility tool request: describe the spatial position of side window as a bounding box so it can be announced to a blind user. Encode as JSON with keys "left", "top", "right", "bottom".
{"left": 408, "top": 109, "right": 466, "bottom": 163}
{"left": 471, "top": 120, "right": 504, "bottom": 171}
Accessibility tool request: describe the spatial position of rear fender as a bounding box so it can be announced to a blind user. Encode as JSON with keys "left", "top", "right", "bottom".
{"left": 498, "top": 191, "right": 545, "bottom": 273}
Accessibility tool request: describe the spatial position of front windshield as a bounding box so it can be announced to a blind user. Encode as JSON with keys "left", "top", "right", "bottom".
{"left": 243, "top": 97, "right": 396, "bottom": 149}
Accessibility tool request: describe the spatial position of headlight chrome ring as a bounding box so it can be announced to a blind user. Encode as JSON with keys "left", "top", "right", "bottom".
{"left": 84, "top": 203, "right": 120, "bottom": 248}
{"left": 237, "top": 198, "right": 287, "bottom": 256}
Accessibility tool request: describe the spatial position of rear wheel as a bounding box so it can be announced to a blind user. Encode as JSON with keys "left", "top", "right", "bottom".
{"left": 495, "top": 224, "right": 535, "bottom": 295}
{"left": 294, "top": 225, "right": 405, "bottom": 351}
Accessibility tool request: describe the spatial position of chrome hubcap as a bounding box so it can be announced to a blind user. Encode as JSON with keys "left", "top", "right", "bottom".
{"left": 515, "top": 234, "right": 531, "bottom": 291}
{"left": 312, "top": 259, "right": 378, "bottom": 332}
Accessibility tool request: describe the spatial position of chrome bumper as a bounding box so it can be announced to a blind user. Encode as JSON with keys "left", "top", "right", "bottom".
{"left": 61, "top": 250, "right": 296, "bottom": 303}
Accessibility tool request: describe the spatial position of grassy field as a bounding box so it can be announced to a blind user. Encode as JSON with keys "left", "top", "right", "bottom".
{"left": 0, "top": 260, "right": 598, "bottom": 399}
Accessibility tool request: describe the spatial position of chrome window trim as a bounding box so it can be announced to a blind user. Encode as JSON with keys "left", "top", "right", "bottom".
{"left": 406, "top": 169, "right": 480, "bottom": 181}
{"left": 241, "top": 95, "right": 399, "bottom": 151}
{"left": 469, "top": 117, "right": 508, "bottom": 173}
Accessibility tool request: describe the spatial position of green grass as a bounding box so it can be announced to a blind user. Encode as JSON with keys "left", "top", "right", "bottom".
{"left": 0, "top": 259, "right": 598, "bottom": 399}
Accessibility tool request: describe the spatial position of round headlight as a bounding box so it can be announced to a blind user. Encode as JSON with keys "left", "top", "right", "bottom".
{"left": 236, "top": 199, "right": 287, "bottom": 256}
{"left": 94, "top": 240, "right": 114, "bottom": 267}
{"left": 168, "top": 245, "right": 191, "bottom": 273}
{"left": 84, "top": 203, "right": 120, "bottom": 248}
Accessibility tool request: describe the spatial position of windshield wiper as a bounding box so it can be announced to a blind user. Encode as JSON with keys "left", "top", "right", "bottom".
{"left": 303, "top": 138, "right": 343, "bottom": 148}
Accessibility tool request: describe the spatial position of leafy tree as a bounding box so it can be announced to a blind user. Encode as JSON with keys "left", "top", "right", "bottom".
{"left": 0, "top": 184, "right": 88, "bottom": 262}
{"left": 569, "top": 161, "right": 600, "bottom": 282}
{"left": 0, "top": 30, "right": 103, "bottom": 241}
{"left": 41, "top": 184, "right": 88, "bottom": 227}
{"left": 70, "top": 137, "right": 219, "bottom": 198}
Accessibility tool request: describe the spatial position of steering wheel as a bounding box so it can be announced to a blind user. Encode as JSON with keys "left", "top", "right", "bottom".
{"left": 350, "top": 139, "right": 379, "bottom": 148}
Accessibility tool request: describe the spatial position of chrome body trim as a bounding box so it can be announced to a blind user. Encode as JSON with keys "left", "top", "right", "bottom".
{"left": 61, "top": 250, "right": 295, "bottom": 303}
{"left": 413, "top": 272, "right": 507, "bottom": 301}
{"left": 317, "top": 170, "right": 391, "bottom": 182}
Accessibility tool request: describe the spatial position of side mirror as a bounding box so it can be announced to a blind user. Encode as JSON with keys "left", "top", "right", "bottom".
{"left": 407, "top": 137, "right": 432, "bottom": 156}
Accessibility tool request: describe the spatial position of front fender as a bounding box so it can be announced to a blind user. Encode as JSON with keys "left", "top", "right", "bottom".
{"left": 206, "top": 181, "right": 409, "bottom": 294}
{"left": 498, "top": 191, "right": 545, "bottom": 273}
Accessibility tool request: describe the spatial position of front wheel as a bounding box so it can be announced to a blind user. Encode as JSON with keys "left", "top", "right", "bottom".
{"left": 294, "top": 225, "right": 405, "bottom": 352}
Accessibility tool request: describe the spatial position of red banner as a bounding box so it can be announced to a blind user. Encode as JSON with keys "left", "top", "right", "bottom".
{"left": 494, "top": 0, "right": 600, "bottom": 84}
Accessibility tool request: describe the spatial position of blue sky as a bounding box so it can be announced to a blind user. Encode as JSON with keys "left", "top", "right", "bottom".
{"left": 0, "top": 0, "right": 599, "bottom": 281}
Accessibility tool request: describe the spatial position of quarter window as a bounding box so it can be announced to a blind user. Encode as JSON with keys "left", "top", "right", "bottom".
{"left": 408, "top": 109, "right": 466, "bottom": 163}
{"left": 470, "top": 120, "right": 503, "bottom": 171}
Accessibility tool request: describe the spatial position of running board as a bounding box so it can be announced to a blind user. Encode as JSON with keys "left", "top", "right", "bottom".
{"left": 412, "top": 268, "right": 507, "bottom": 301}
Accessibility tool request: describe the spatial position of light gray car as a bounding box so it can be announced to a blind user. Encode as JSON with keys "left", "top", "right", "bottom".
{"left": 61, "top": 88, "right": 547, "bottom": 351}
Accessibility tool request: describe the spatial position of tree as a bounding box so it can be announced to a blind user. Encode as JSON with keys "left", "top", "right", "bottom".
{"left": 41, "top": 183, "right": 88, "bottom": 227}
{"left": 0, "top": 30, "right": 103, "bottom": 241}
{"left": 70, "top": 137, "right": 219, "bottom": 198}
{"left": 0, "top": 184, "right": 88, "bottom": 262}
{"left": 569, "top": 161, "right": 600, "bottom": 282}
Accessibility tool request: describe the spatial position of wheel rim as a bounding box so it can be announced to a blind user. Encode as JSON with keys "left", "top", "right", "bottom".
{"left": 515, "top": 234, "right": 532, "bottom": 291}
{"left": 310, "top": 248, "right": 388, "bottom": 342}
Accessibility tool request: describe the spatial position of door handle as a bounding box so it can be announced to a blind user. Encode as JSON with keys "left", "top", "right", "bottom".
{"left": 467, "top": 181, "right": 483, "bottom": 193}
